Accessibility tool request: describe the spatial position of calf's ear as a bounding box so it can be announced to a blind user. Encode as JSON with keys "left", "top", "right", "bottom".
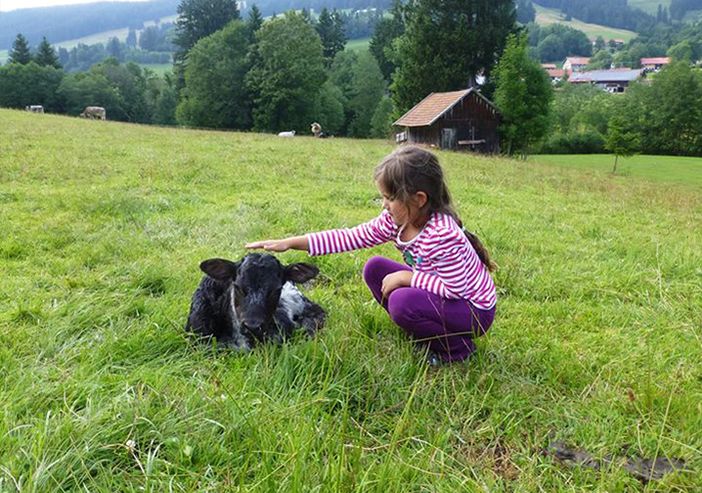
{"left": 200, "top": 258, "right": 239, "bottom": 281}
{"left": 284, "top": 263, "right": 319, "bottom": 283}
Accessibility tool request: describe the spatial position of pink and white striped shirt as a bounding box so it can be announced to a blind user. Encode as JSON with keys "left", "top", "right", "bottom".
{"left": 307, "top": 210, "right": 496, "bottom": 310}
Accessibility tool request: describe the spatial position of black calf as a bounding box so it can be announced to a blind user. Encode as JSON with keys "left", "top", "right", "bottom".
{"left": 185, "top": 253, "right": 326, "bottom": 350}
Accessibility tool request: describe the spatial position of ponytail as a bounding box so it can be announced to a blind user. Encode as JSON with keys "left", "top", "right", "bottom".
{"left": 454, "top": 218, "right": 496, "bottom": 273}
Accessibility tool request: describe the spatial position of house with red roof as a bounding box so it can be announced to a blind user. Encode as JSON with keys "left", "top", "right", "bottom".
{"left": 640, "top": 57, "right": 670, "bottom": 72}
{"left": 393, "top": 89, "right": 501, "bottom": 152}
{"left": 563, "top": 57, "right": 591, "bottom": 73}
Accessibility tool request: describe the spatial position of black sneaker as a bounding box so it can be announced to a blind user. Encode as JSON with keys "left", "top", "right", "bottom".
{"left": 426, "top": 351, "right": 443, "bottom": 367}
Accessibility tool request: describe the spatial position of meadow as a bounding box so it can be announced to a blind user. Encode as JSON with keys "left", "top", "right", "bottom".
{"left": 531, "top": 154, "right": 702, "bottom": 189}
{"left": 534, "top": 4, "right": 637, "bottom": 42}
{"left": 0, "top": 109, "right": 700, "bottom": 492}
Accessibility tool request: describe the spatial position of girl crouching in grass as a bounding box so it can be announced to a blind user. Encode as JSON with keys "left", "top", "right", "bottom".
{"left": 246, "top": 145, "right": 496, "bottom": 365}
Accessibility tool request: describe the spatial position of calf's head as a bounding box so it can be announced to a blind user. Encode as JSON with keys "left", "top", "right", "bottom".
{"left": 199, "top": 253, "right": 318, "bottom": 339}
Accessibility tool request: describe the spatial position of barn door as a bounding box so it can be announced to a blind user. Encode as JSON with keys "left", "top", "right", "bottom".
{"left": 441, "top": 128, "right": 457, "bottom": 149}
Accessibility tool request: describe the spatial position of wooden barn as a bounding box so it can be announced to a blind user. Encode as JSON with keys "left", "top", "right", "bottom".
{"left": 393, "top": 88, "right": 501, "bottom": 153}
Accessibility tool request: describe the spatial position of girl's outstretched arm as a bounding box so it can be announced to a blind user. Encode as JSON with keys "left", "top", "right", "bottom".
{"left": 245, "top": 235, "right": 309, "bottom": 252}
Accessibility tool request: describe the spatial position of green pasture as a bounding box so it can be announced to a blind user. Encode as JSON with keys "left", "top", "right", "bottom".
{"left": 346, "top": 37, "right": 371, "bottom": 52}
{"left": 534, "top": 4, "right": 638, "bottom": 42}
{"left": 629, "top": 0, "right": 671, "bottom": 15}
{"left": 139, "top": 63, "right": 173, "bottom": 76}
{"left": 532, "top": 153, "right": 702, "bottom": 189}
{"left": 0, "top": 109, "right": 700, "bottom": 491}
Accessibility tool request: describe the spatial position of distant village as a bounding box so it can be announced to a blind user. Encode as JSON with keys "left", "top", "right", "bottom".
{"left": 542, "top": 55, "right": 672, "bottom": 93}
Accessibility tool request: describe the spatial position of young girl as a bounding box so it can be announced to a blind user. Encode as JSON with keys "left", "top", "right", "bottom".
{"left": 246, "top": 145, "right": 496, "bottom": 365}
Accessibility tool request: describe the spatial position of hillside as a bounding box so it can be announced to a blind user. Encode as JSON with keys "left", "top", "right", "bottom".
{"left": 629, "top": 0, "right": 671, "bottom": 15}
{"left": 534, "top": 4, "right": 637, "bottom": 41}
{"left": 0, "top": 0, "right": 179, "bottom": 49}
{"left": 1, "top": 109, "right": 700, "bottom": 490}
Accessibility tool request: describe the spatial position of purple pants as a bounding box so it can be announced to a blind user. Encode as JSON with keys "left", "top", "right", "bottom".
{"left": 362, "top": 256, "right": 495, "bottom": 362}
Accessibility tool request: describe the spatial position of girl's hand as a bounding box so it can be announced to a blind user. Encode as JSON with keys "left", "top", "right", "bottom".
{"left": 245, "top": 239, "right": 291, "bottom": 252}
{"left": 381, "top": 271, "right": 413, "bottom": 298}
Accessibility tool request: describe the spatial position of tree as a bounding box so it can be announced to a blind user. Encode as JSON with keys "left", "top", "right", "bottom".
{"left": 126, "top": 28, "right": 138, "bottom": 48}
{"left": 106, "top": 37, "right": 123, "bottom": 61}
{"left": 34, "top": 37, "right": 61, "bottom": 69}
{"left": 605, "top": 114, "right": 639, "bottom": 173}
{"left": 316, "top": 8, "right": 346, "bottom": 66}
{"left": 247, "top": 4, "right": 263, "bottom": 43}
{"left": 369, "top": 1, "right": 405, "bottom": 83}
{"left": 174, "top": 0, "right": 240, "bottom": 55}
{"left": 9, "top": 34, "right": 32, "bottom": 65}
{"left": 348, "top": 51, "right": 386, "bottom": 137}
{"left": 312, "top": 81, "right": 345, "bottom": 134}
{"left": 176, "top": 20, "right": 253, "bottom": 129}
{"left": 494, "top": 34, "right": 553, "bottom": 156}
{"left": 370, "top": 96, "right": 395, "bottom": 138}
{"left": 246, "top": 12, "right": 326, "bottom": 133}
{"left": 668, "top": 40, "right": 694, "bottom": 63}
{"left": 0, "top": 62, "right": 64, "bottom": 110}
{"left": 391, "top": 0, "right": 516, "bottom": 114}
{"left": 139, "top": 26, "right": 160, "bottom": 52}
{"left": 516, "top": 0, "right": 536, "bottom": 24}
{"left": 173, "top": 0, "right": 240, "bottom": 89}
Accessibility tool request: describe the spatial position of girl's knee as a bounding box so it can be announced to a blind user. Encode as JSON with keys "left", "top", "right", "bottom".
{"left": 387, "top": 289, "right": 421, "bottom": 325}
{"left": 362, "top": 256, "right": 384, "bottom": 280}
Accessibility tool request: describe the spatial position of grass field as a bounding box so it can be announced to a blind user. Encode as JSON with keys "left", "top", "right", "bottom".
{"left": 534, "top": 4, "right": 638, "bottom": 42}
{"left": 346, "top": 37, "right": 371, "bottom": 52}
{"left": 629, "top": 0, "right": 671, "bottom": 15}
{"left": 532, "top": 154, "right": 702, "bottom": 189}
{"left": 1, "top": 110, "right": 700, "bottom": 491}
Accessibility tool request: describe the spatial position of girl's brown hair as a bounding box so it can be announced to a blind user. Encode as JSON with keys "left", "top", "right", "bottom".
{"left": 374, "top": 145, "right": 496, "bottom": 272}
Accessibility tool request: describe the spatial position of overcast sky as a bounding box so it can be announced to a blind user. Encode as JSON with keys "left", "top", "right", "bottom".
{"left": 0, "top": 0, "right": 149, "bottom": 12}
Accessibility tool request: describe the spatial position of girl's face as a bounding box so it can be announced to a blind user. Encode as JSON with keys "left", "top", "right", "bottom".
{"left": 377, "top": 182, "right": 425, "bottom": 226}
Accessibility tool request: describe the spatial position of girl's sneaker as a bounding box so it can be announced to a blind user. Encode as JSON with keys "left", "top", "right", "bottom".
{"left": 426, "top": 350, "right": 443, "bottom": 367}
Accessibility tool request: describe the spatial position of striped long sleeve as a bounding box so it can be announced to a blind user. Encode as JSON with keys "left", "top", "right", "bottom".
{"left": 307, "top": 210, "right": 397, "bottom": 256}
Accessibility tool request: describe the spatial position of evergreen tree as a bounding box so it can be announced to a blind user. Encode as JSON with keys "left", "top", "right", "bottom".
{"left": 516, "top": 0, "right": 536, "bottom": 24}
{"left": 9, "top": 34, "right": 32, "bottom": 65}
{"left": 174, "top": 0, "right": 240, "bottom": 55}
{"left": 126, "top": 28, "right": 138, "bottom": 48}
{"left": 369, "top": 1, "right": 405, "bottom": 83}
{"left": 247, "top": 4, "right": 264, "bottom": 43}
{"left": 106, "top": 37, "right": 123, "bottom": 61}
{"left": 316, "top": 8, "right": 346, "bottom": 66}
{"left": 391, "top": 0, "right": 516, "bottom": 114}
{"left": 494, "top": 34, "right": 553, "bottom": 156}
{"left": 34, "top": 37, "right": 62, "bottom": 69}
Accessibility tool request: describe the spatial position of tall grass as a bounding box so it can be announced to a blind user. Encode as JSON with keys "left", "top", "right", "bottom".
{"left": 0, "top": 109, "right": 700, "bottom": 491}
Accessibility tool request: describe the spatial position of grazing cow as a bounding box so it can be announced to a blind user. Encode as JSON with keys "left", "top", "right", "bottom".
{"left": 277, "top": 130, "right": 296, "bottom": 137}
{"left": 185, "top": 253, "right": 326, "bottom": 350}
{"left": 80, "top": 106, "right": 107, "bottom": 120}
{"left": 25, "top": 105, "right": 44, "bottom": 113}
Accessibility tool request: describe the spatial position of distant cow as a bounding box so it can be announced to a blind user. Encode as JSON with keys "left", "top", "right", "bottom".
{"left": 277, "top": 130, "right": 295, "bottom": 137}
{"left": 25, "top": 105, "right": 44, "bottom": 113}
{"left": 185, "top": 253, "right": 326, "bottom": 350}
{"left": 80, "top": 106, "right": 106, "bottom": 120}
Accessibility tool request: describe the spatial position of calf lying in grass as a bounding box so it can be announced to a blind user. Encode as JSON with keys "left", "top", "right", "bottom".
{"left": 185, "top": 253, "right": 326, "bottom": 350}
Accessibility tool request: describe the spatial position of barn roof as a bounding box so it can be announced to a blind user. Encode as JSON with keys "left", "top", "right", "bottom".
{"left": 393, "top": 88, "right": 498, "bottom": 127}
{"left": 568, "top": 68, "right": 644, "bottom": 83}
